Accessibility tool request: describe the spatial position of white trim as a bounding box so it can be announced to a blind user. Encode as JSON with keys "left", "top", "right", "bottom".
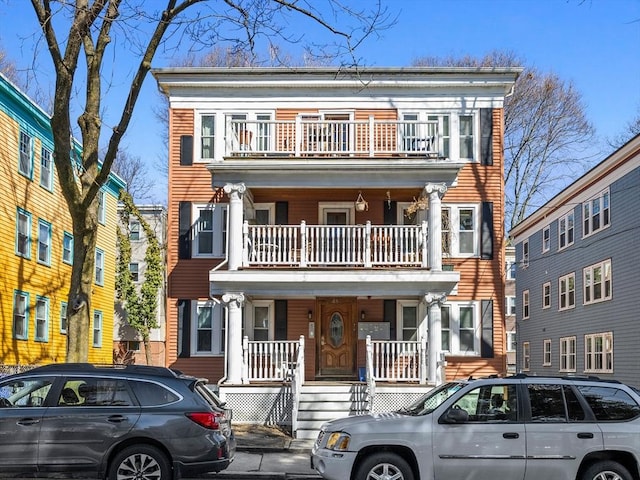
{"left": 248, "top": 300, "right": 274, "bottom": 341}
{"left": 191, "top": 300, "right": 224, "bottom": 356}
{"left": 318, "top": 202, "right": 355, "bottom": 225}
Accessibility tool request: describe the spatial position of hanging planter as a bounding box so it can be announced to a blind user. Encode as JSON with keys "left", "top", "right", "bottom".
{"left": 355, "top": 191, "right": 369, "bottom": 212}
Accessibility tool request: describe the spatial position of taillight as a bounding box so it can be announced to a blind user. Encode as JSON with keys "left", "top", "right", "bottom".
{"left": 186, "top": 411, "right": 223, "bottom": 430}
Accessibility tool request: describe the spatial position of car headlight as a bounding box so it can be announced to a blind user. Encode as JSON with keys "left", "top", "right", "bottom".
{"left": 325, "top": 431, "right": 351, "bottom": 451}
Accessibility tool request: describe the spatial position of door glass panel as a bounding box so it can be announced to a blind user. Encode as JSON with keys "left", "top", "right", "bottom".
{"left": 329, "top": 313, "right": 344, "bottom": 347}
{"left": 326, "top": 212, "right": 348, "bottom": 225}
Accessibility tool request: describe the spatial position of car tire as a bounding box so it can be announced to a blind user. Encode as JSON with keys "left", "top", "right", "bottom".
{"left": 582, "top": 460, "right": 633, "bottom": 480}
{"left": 356, "top": 452, "right": 414, "bottom": 480}
{"left": 109, "top": 445, "right": 172, "bottom": 480}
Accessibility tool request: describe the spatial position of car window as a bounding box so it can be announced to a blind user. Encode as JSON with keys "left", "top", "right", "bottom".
{"left": 60, "top": 378, "right": 135, "bottom": 407}
{"left": 0, "top": 377, "right": 54, "bottom": 408}
{"left": 130, "top": 380, "right": 180, "bottom": 406}
{"left": 577, "top": 385, "right": 640, "bottom": 421}
{"left": 195, "top": 382, "right": 224, "bottom": 409}
{"left": 528, "top": 384, "right": 587, "bottom": 422}
{"left": 451, "top": 384, "right": 518, "bottom": 422}
{"left": 402, "top": 382, "right": 466, "bottom": 415}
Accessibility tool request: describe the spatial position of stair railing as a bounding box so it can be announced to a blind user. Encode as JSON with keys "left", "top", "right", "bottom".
{"left": 291, "top": 335, "right": 305, "bottom": 438}
{"left": 365, "top": 335, "right": 376, "bottom": 413}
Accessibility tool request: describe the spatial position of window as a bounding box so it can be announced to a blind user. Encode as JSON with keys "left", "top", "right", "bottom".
{"left": 441, "top": 306, "right": 450, "bottom": 351}
{"left": 399, "top": 301, "right": 419, "bottom": 341}
{"left": 522, "top": 239, "right": 529, "bottom": 267}
{"left": 126, "top": 341, "right": 141, "bottom": 352}
{"left": 192, "top": 300, "right": 224, "bottom": 354}
{"left": 16, "top": 208, "right": 32, "bottom": 258}
{"left": 35, "top": 296, "right": 49, "bottom": 342}
{"left": 522, "top": 290, "right": 529, "bottom": 319}
{"left": 505, "top": 296, "right": 516, "bottom": 316}
{"left": 97, "top": 190, "right": 106, "bottom": 225}
{"left": 560, "top": 336, "right": 576, "bottom": 372}
{"left": 528, "top": 384, "right": 586, "bottom": 422}
{"left": 93, "top": 310, "right": 103, "bottom": 347}
{"left": 584, "top": 259, "right": 612, "bottom": 305}
{"left": 440, "top": 302, "right": 479, "bottom": 355}
{"left": 40, "top": 147, "right": 53, "bottom": 191}
{"left": 19, "top": 130, "right": 33, "bottom": 177}
{"left": 585, "top": 332, "right": 613, "bottom": 373}
{"left": 129, "top": 263, "right": 139, "bottom": 282}
{"left": 253, "top": 203, "right": 274, "bottom": 225}
{"left": 577, "top": 386, "right": 640, "bottom": 421}
{"left": 522, "top": 342, "right": 530, "bottom": 371}
{"left": 441, "top": 204, "right": 478, "bottom": 256}
{"left": 450, "top": 384, "right": 518, "bottom": 422}
{"left": 37, "top": 219, "right": 52, "bottom": 265}
{"left": 193, "top": 203, "right": 228, "bottom": 257}
{"left": 13, "top": 291, "right": 29, "bottom": 340}
{"left": 256, "top": 114, "right": 273, "bottom": 151}
{"left": 60, "top": 302, "right": 68, "bottom": 334}
{"left": 199, "top": 114, "right": 216, "bottom": 160}
{"left": 459, "top": 114, "right": 474, "bottom": 159}
{"left": 543, "top": 339, "right": 551, "bottom": 366}
{"left": 428, "top": 114, "right": 450, "bottom": 157}
{"left": 130, "top": 221, "right": 141, "bottom": 241}
{"left": 252, "top": 301, "right": 273, "bottom": 341}
{"left": 63, "top": 232, "right": 73, "bottom": 264}
{"left": 558, "top": 211, "right": 574, "bottom": 249}
{"left": 558, "top": 272, "right": 576, "bottom": 310}
{"left": 506, "top": 332, "right": 516, "bottom": 352}
{"left": 542, "top": 225, "right": 550, "bottom": 252}
{"left": 583, "top": 189, "right": 610, "bottom": 237}
{"left": 506, "top": 259, "right": 517, "bottom": 280}
{"left": 542, "top": 282, "right": 551, "bottom": 309}
{"left": 94, "top": 248, "right": 104, "bottom": 286}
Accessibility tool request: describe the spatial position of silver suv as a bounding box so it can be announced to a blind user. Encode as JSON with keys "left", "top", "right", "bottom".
{"left": 0, "top": 363, "right": 235, "bottom": 480}
{"left": 311, "top": 375, "right": 640, "bottom": 480}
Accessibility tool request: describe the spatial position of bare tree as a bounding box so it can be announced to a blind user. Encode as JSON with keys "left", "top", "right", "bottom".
{"left": 608, "top": 104, "right": 640, "bottom": 150}
{"left": 28, "top": 0, "right": 390, "bottom": 362}
{"left": 0, "top": 45, "right": 20, "bottom": 84}
{"left": 112, "top": 148, "right": 155, "bottom": 203}
{"left": 413, "top": 51, "right": 595, "bottom": 232}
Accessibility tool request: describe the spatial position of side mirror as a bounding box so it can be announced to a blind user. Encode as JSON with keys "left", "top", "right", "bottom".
{"left": 442, "top": 406, "right": 469, "bottom": 423}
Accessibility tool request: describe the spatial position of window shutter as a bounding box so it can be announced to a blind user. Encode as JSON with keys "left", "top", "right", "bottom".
{"left": 180, "top": 135, "right": 193, "bottom": 166}
{"left": 384, "top": 300, "right": 396, "bottom": 340}
{"left": 177, "top": 299, "right": 191, "bottom": 358}
{"left": 274, "top": 300, "right": 288, "bottom": 340}
{"left": 481, "top": 201, "right": 494, "bottom": 260}
{"left": 275, "top": 201, "right": 288, "bottom": 224}
{"left": 480, "top": 108, "right": 493, "bottom": 166}
{"left": 481, "top": 300, "right": 493, "bottom": 358}
{"left": 178, "top": 202, "right": 192, "bottom": 259}
{"left": 384, "top": 201, "right": 397, "bottom": 225}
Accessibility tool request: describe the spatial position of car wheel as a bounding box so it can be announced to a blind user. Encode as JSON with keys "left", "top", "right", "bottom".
{"left": 109, "top": 445, "right": 172, "bottom": 480}
{"left": 355, "top": 452, "right": 414, "bottom": 480}
{"left": 582, "top": 461, "right": 633, "bottom": 480}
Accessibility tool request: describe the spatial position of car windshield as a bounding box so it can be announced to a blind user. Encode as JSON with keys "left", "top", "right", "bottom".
{"left": 399, "top": 382, "right": 466, "bottom": 416}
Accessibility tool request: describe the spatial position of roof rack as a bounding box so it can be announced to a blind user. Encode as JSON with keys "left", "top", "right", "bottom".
{"left": 27, "top": 363, "right": 185, "bottom": 379}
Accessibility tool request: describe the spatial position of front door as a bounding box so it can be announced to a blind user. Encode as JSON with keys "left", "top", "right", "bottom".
{"left": 317, "top": 298, "right": 357, "bottom": 378}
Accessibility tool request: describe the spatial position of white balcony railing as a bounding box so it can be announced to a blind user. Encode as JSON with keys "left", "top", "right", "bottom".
{"left": 367, "top": 337, "right": 427, "bottom": 383}
{"left": 226, "top": 118, "right": 439, "bottom": 157}
{"left": 242, "top": 337, "right": 302, "bottom": 382}
{"left": 243, "top": 221, "right": 428, "bottom": 268}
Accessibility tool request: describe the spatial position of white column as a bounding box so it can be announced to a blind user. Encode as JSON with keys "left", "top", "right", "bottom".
{"left": 425, "top": 292, "right": 447, "bottom": 385}
{"left": 425, "top": 183, "right": 447, "bottom": 272}
{"left": 222, "top": 292, "right": 245, "bottom": 384}
{"left": 223, "top": 183, "right": 246, "bottom": 271}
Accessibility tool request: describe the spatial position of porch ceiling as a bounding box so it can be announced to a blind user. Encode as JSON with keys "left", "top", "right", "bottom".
{"left": 209, "top": 269, "right": 460, "bottom": 297}
{"left": 208, "top": 158, "right": 465, "bottom": 189}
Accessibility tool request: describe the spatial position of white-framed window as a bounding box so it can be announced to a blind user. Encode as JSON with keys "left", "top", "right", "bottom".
{"left": 253, "top": 203, "right": 275, "bottom": 225}
{"left": 559, "top": 272, "right": 575, "bottom": 310}
{"left": 192, "top": 300, "right": 224, "bottom": 355}
{"left": 97, "top": 190, "right": 106, "bottom": 225}
{"left": 60, "top": 302, "right": 68, "bottom": 334}
{"left": 522, "top": 239, "right": 529, "bottom": 268}
{"left": 35, "top": 296, "right": 49, "bottom": 342}
{"left": 584, "top": 259, "right": 612, "bottom": 305}
{"left": 93, "top": 310, "right": 103, "bottom": 347}
{"left": 506, "top": 259, "right": 517, "bottom": 280}
{"left": 543, "top": 339, "right": 551, "bottom": 366}
{"left": 558, "top": 210, "right": 574, "bottom": 250}
{"left": 585, "top": 332, "right": 613, "bottom": 373}
{"left": 458, "top": 114, "right": 475, "bottom": 160}
{"left": 63, "top": 232, "right": 73, "bottom": 265}
{"left": 251, "top": 301, "right": 274, "bottom": 341}
{"left": 192, "top": 203, "right": 228, "bottom": 258}
{"left": 255, "top": 113, "right": 273, "bottom": 151}
{"left": 560, "top": 336, "right": 576, "bottom": 372}
{"left": 16, "top": 208, "right": 32, "bottom": 259}
{"left": 542, "top": 225, "right": 550, "bottom": 253}
{"left": 398, "top": 301, "right": 420, "bottom": 341}
{"left": 94, "top": 248, "right": 104, "bottom": 286}
{"left": 13, "top": 290, "right": 29, "bottom": 340}
{"left": 427, "top": 114, "right": 450, "bottom": 158}
{"left": 198, "top": 113, "right": 216, "bottom": 160}
{"left": 440, "top": 302, "right": 480, "bottom": 355}
{"left": 583, "top": 188, "right": 610, "bottom": 237}
{"left": 18, "top": 130, "right": 33, "bottom": 178}
{"left": 126, "top": 341, "right": 141, "bottom": 352}
{"left": 542, "top": 282, "right": 551, "bottom": 309}
{"left": 130, "top": 221, "right": 141, "bottom": 241}
{"left": 129, "top": 263, "right": 139, "bottom": 282}
{"left": 40, "top": 146, "right": 53, "bottom": 191}
{"left": 522, "top": 290, "right": 530, "bottom": 319}
{"left": 441, "top": 204, "right": 479, "bottom": 257}
{"left": 37, "top": 219, "right": 52, "bottom": 266}
{"left": 522, "top": 342, "right": 530, "bottom": 371}
{"left": 505, "top": 296, "right": 516, "bottom": 316}
{"left": 506, "top": 331, "right": 517, "bottom": 352}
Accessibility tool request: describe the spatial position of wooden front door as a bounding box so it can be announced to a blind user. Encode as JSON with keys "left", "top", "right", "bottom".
{"left": 317, "top": 298, "right": 357, "bottom": 377}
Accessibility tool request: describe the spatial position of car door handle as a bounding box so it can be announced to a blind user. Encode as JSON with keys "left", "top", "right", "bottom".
{"left": 107, "top": 415, "right": 128, "bottom": 423}
{"left": 18, "top": 418, "right": 41, "bottom": 426}
{"left": 503, "top": 432, "right": 519, "bottom": 439}
{"left": 577, "top": 432, "right": 594, "bottom": 439}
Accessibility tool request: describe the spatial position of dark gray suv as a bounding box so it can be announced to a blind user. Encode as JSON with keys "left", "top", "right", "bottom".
{"left": 0, "top": 363, "right": 235, "bottom": 480}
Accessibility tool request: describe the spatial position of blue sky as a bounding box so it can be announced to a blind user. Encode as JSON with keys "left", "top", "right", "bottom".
{"left": 1, "top": 0, "right": 639, "bottom": 203}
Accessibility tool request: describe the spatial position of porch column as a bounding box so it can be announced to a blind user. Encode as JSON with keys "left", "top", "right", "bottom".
{"left": 222, "top": 292, "right": 245, "bottom": 384}
{"left": 425, "top": 183, "right": 447, "bottom": 271}
{"left": 425, "top": 292, "right": 447, "bottom": 385}
{"left": 223, "top": 183, "right": 246, "bottom": 271}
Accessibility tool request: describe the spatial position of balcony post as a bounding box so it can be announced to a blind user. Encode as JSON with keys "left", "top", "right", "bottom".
{"left": 425, "top": 293, "right": 446, "bottom": 385}
{"left": 300, "top": 221, "right": 308, "bottom": 267}
{"left": 368, "top": 116, "right": 375, "bottom": 156}
{"left": 425, "top": 183, "right": 447, "bottom": 271}
{"left": 223, "top": 183, "right": 246, "bottom": 271}
{"left": 364, "top": 221, "right": 372, "bottom": 268}
{"left": 222, "top": 292, "right": 246, "bottom": 384}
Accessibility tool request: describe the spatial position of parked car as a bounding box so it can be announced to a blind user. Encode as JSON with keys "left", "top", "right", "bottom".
{"left": 311, "top": 374, "right": 640, "bottom": 480}
{"left": 0, "top": 363, "right": 235, "bottom": 480}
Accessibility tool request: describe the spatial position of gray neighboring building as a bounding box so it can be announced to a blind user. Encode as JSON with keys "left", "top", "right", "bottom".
{"left": 510, "top": 134, "right": 640, "bottom": 387}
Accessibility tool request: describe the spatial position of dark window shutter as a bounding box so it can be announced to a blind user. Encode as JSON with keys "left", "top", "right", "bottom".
{"left": 480, "top": 108, "right": 493, "bottom": 166}
{"left": 177, "top": 299, "right": 191, "bottom": 358}
{"left": 384, "top": 300, "right": 396, "bottom": 340}
{"left": 275, "top": 201, "right": 288, "bottom": 225}
{"left": 178, "top": 202, "right": 192, "bottom": 259}
{"left": 180, "top": 135, "right": 193, "bottom": 166}
{"left": 274, "top": 300, "right": 288, "bottom": 340}
{"left": 481, "top": 300, "right": 493, "bottom": 358}
{"left": 384, "top": 201, "right": 397, "bottom": 225}
{"left": 481, "top": 201, "right": 494, "bottom": 260}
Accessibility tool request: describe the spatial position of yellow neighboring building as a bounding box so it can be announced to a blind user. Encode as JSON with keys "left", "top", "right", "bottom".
{"left": 0, "top": 73, "right": 124, "bottom": 367}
